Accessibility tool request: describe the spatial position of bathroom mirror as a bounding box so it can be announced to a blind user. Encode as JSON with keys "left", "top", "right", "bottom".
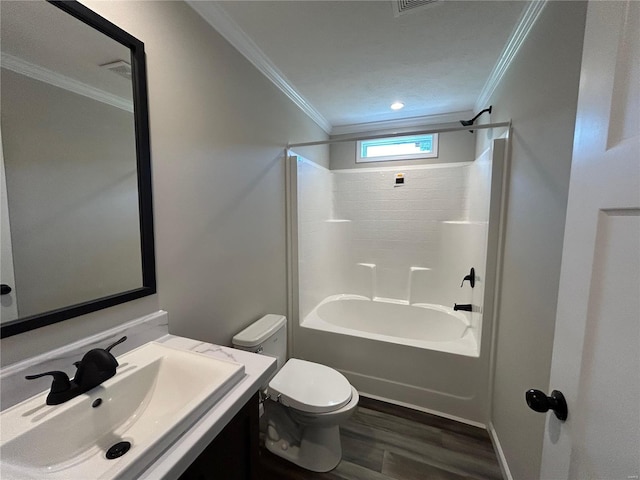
{"left": 0, "top": 0, "right": 155, "bottom": 338}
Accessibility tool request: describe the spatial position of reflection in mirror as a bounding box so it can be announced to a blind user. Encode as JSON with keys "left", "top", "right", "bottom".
{"left": 0, "top": 1, "right": 155, "bottom": 337}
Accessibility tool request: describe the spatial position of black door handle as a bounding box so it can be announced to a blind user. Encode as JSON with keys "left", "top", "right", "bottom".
{"left": 0, "top": 284, "right": 12, "bottom": 295}
{"left": 525, "top": 389, "right": 568, "bottom": 421}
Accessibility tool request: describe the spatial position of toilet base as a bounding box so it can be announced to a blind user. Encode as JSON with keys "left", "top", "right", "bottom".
{"left": 265, "top": 425, "right": 342, "bottom": 472}
{"left": 261, "top": 386, "right": 359, "bottom": 472}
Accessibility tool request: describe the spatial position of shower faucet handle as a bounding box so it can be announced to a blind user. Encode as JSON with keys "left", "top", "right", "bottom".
{"left": 460, "top": 268, "right": 475, "bottom": 288}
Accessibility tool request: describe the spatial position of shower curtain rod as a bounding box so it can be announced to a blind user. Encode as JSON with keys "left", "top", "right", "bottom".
{"left": 287, "top": 121, "right": 512, "bottom": 148}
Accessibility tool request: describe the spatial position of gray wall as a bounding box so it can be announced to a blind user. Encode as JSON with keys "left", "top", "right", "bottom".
{"left": 1, "top": 0, "right": 327, "bottom": 365}
{"left": 2, "top": 70, "right": 141, "bottom": 318}
{"left": 330, "top": 127, "right": 474, "bottom": 170}
{"left": 479, "top": 2, "right": 587, "bottom": 478}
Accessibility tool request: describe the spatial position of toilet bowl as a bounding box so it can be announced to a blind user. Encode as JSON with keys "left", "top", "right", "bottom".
{"left": 232, "top": 315, "right": 359, "bottom": 472}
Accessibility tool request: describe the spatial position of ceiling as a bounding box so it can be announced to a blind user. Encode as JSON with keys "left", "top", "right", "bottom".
{"left": 189, "top": 0, "right": 530, "bottom": 133}
{"left": 0, "top": 0, "right": 133, "bottom": 112}
{"left": 1, "top": 1, "right": 133, "bottom": 106}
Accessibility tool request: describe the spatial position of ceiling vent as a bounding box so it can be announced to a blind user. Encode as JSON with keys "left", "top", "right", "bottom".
{"left": 100, "top": 60, "right": 132, "bottom": 80}
{"left": 393, "top": 0, "right": 441, "bottom": 17}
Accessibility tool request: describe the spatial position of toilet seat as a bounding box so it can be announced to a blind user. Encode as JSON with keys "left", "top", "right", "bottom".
{"left": 268, "top": 359, "right": 352, "bottom": 414}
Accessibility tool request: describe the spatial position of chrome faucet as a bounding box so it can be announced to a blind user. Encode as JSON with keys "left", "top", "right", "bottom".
{"left": 25, "top": 336, "right": 127, "bottom": 405}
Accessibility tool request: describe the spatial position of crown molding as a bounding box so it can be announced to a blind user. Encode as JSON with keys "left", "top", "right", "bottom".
{"left": 330, "top": 110, "right": 474, "bottom": 136}
{"left": 475, "top": 0, "right": 548, "bottom": 111}
{"left": 187, "top": 1, "right": 546, "bottom": 136}
{"left": 186, "top": 1, "right": 332, "bottom": 134}
{"left": 1, "top": 53, "right": 133, "bottom": 113}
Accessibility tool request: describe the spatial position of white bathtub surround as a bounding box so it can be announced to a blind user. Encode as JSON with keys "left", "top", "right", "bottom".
{"left": 438, "top": 221, "right": 489, "bottom": 335}
{"left": 296, "top": 157, "right": 334, "bottom": 320}
{"left": 301, "top": 294, "right": 478, "bottom": 357}
{"left": 465, "top": 147, "right": 493, "bottom": 222}
{"left": 296, "top": 157, "right": 491, "bottom": 335}
{"left": 324, "top": 218, "right": 354, "bottom": 295}
{"left": 293, "top": 140, "right": 507, "bottom": 423}
{"left": 295, "top": 321, "right": 488, "bottom": 421}
{"left": 333, "top": 163, "right": 470, "bottom": 301}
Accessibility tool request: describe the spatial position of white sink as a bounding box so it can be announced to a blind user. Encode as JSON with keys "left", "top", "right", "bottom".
{"left": 0, "top": 342, "right": 245, "bottom": 479}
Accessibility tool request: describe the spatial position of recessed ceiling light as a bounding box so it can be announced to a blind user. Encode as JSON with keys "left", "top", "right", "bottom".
{"left": 390, "top": 102, "right": 405, "bottom": 111}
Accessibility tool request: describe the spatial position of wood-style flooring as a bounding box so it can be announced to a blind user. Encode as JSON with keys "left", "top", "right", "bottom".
{"left": 258, "top": 397, "right": 503, "bottom": 480}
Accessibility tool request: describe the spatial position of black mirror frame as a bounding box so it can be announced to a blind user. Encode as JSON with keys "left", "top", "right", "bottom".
{"left": 1, "top": 0, "right": 156, "bottom": 338}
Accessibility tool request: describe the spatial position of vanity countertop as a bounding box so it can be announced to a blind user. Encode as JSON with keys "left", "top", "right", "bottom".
{"left": 139, "top": 334, "right": 276, "bottom": 479}
{"left": 0, "top": 311, "right": 274, "bottom": 479}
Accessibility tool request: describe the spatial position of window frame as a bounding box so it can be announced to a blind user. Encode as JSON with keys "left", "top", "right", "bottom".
{"left": 356, "top": 133, "right": 439, "bottom": 163}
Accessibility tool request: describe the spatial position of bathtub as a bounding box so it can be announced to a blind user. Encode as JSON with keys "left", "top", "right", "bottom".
{"left": 301, "top": 294, "right": 479, "bottom": 357}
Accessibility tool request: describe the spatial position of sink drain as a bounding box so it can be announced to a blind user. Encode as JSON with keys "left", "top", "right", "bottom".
{"left": 106, "top": 441, "right": 131, "bottom": 459}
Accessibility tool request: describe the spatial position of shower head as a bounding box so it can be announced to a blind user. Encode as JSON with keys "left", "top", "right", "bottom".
{"left": 460, "top": 106, "right": 493, "bottom": 131}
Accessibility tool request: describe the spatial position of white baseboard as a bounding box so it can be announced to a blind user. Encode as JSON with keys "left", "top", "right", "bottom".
{"left": 360, "top": 391, "right": 486, "bottom": 429}
{"left": 488, "top": 421, "right": 513, "bottom": 480}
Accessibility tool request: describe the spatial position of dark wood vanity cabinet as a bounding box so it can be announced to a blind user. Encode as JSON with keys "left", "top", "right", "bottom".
{"left": 179, "top": 393, "right": 260, "bottom": 480}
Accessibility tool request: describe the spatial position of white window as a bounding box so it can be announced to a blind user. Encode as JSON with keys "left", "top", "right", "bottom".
{"left": 356, "top": 134, "right": 439, "bottom": 163}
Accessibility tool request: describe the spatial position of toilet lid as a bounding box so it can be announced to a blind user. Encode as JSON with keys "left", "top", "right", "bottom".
{"left": 268, "top": 359, "right": 352, "bottom": 414}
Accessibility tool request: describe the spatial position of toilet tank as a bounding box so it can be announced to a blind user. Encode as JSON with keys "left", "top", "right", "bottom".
{"left": 232, "top": 314, "right": 287, "bottom": 371}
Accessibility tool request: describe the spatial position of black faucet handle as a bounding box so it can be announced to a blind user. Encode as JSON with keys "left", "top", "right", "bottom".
{"left": 105, "top": 336, "right": 127, "bottom": 353}
{"left": 460, "top": 267, "right": 476, "bottom": 288}
{"left": 73, "top": 336, "right": 125, "bottom": 386}
{"left": 25, "top": 371, "right": 71, "bottom": 393}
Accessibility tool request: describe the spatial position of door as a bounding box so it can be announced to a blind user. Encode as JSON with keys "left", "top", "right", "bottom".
{"left": 0, "top": 127, "right": 19, "bottom": 323}
{"left": 539, "top": 1, "right": 640, "bottom": 479}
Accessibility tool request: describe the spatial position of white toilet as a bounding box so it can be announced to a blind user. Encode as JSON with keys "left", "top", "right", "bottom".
{"left": 232, "top": 314, "right": 359, "bottom": 472}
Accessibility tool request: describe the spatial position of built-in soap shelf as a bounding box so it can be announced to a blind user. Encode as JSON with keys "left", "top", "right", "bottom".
{"left": 355, "top": 263, "right": 376, "bottom": 299}
{"left": 350, "top": 263, "right": 435, "bottom": 305}
{"left": 408, "top": 266, "right": 433, "bottom": 305}
{"left": 440, "top": 220, "right": 488, "bottom": 225}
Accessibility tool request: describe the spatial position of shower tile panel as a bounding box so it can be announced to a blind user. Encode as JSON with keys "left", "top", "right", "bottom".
{"left": 332, "top": 166, "right": 468, "bottom": 300}
{"left": 297, "top": 159, "right": 334, "bottom": 318}
{"left": 297, "top": 158, "right": 490, "bottom": 314}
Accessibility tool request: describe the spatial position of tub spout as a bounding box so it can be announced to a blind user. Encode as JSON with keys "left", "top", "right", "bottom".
{"left": 453, "top": 303, "right": 473, "bottom": 312}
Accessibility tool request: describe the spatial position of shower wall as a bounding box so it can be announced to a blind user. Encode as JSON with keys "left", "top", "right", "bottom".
{"left": 296, "top": 159, "right": 492, "bottom": 319}
{"left": 296, "top": 158, "right": 334, "bottom": 320}
{"left": 333, "top": 165, "right": 469, "bottom": 301}
{"left": 436, "top": 149, "right": 494, "bottom": 337}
